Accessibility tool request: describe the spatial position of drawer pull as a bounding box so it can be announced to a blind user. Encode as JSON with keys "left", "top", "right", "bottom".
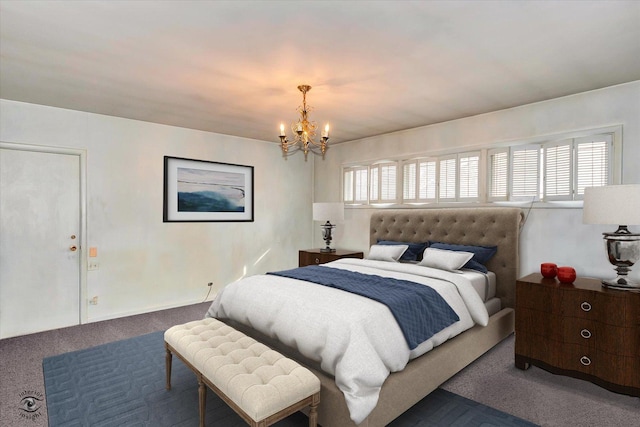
{"left": 580, "top": 302, "right": 592, "bottom": 312}
{"left": 315, "top": 258, "right": 320, "bottom": 264}
{"left": 580, "top": 356, "right": 592, "bottom": 366}
{"left": 580, "top": 329, "right": 592, "bottom": 339}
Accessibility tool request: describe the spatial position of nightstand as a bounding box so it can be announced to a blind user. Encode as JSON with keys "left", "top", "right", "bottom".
{"left": 515, "top": 273, "right": 640, "bottom": 397}
{"left": 298, "top": 249, "right": 364, "bottom": 267}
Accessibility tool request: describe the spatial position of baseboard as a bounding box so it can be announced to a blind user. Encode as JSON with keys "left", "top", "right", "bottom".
{"left": 86, "top": 296, "right": 215, "bottom": 323}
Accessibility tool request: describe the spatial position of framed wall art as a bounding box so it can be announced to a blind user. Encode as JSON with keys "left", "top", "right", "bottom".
{"left": 163, "top": 156, "right": 254, "bottom": 222}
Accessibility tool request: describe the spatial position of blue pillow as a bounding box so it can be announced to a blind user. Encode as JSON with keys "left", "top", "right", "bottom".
{"left": 428, "top": 242, "right": 497, "bottom": 273}
{"left": 377, "top": 240, "right": 429, "bottom": 262}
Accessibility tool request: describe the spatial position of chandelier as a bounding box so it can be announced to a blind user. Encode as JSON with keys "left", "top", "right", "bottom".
{"left": 279, "top": 85, "right": 330, "bottom": 160}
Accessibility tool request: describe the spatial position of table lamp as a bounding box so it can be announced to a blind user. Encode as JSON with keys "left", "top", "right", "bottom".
{"left": 312, "top": 202, "right": 344, "bottom": 253}
{"left": 583, "top": 184, "right": 640, "bottom": 290}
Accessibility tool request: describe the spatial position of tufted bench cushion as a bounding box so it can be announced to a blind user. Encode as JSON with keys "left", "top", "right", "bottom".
{"left": 164, "top": 318, "right": 320, "bottom": 427}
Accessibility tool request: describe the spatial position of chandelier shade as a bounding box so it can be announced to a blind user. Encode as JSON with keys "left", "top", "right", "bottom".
{"left": 279, "top": 85, "right": 329, "bottom": 160}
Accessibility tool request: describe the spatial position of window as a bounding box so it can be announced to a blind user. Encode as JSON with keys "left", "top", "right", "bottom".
{"left": 437, "top": 152, "right": 479, "bottom": 202}
{"left": 345, "top": 127, "right": 617, "bottom": 206}
{"left": 343, "top": 166, "right": 368, "bottom": 204}
{"left": 458, "top": 152, "right": 480, "bottom": 200}
{"left": 488, "top": 148, "right": 508, "bottom": 201}
{"left": 575, "top": 134, "right": 610, "bottom": 198}
{"left": 419, "top": 161, "right": 437, "bottom": 200}
{"left": 543, "top": 140, "right": 572, "bottom": 200}
{"left": 510, "top": 145, "right": 540, "bottom": 201}
{"left": 403, "top": 161, "right": 417, "bottom": 200}
{"left": 403, "top": 153, "right": 478, "bottom": 203}
{"left": 402, "top": 158, "right": 436, "bottom": 203}
{"left": 370, "top": 162, "right": 397, "bottom": 203}
{"left": 438, "top": 156, "right": 456, "bottom": 200}
{"left": 488, "top": 133, "right": 613, "bottom": 202}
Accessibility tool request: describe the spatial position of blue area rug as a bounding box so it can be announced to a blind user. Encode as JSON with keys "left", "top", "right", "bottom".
{"left": 43, "top": 331, "right": 538, "bottom": 427}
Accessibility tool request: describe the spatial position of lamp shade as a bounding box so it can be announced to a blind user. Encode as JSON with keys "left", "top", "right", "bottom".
{"left": 583, "top": 184, "right": 640, "bottom": 225}
{"left": 313, "top": 202, "right": 344, "bottom": 223}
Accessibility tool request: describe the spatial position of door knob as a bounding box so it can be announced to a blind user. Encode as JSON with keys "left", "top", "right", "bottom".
{"left": 70, "top": 245, "right": 77, "bottom": 252}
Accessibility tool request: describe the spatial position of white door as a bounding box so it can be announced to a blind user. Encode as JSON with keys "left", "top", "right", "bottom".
{"left": 0, "top": 147, "right": 81, "bottom": 338}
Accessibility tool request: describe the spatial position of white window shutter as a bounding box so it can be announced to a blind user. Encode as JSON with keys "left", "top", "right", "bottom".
{"left": 369, "top": 167, "right": 379, "bottom": 201}
{"left": 439, "top": 156, "right": 457, "bottom": 200}
{"left": 488, "top": 148, "right": 508, "bottom": 201}
{"left": 354, "top": 168, "right": 368, "bottom": 203}
{"left": 369, "top": 162, "right": 397, "bottom": 203}
{"left": 511, "top": 146, "right": 540, "bottom": 200}
{"left": 575, "top": 134, "right": 611, "bottom": 198}
{"left": 459, "top": 152, "right": 480, "bottom": 200}
{"left": 343, "top": 169, "right": 354, "bottom": 202}
{"left": 544, "top": 140, "right": 572, "bottom": 200}
{"left": 419, "top": 160, "right": 437, "bottom": 200}
{"left": 403, "top": 161, "right": 417, "bottom": 201}
{"left": 380, "top": 163, "right": 397, "bottom": 201}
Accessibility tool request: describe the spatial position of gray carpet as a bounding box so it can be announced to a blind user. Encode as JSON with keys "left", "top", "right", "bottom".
{"left": 42, "top": 331, "right": 537, "bottom": 427}
{"left": 1, "top": 302, "right": 638, "bottom": 426}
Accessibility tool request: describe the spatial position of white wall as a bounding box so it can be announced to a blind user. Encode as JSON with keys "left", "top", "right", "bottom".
{"left": 1, "top": 99, "right": 313, "bottom": 323}
{"left": 314, "top": 81, "right": 640, "bottom": 282}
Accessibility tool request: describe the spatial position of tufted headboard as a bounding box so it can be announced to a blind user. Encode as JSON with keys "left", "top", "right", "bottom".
{"left": 370, "top": 208, "right": 524, "bottom": 308}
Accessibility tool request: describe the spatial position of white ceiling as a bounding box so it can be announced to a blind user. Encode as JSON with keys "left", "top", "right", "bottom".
{"left": 1, "top": 1, "right": 639, "bottom": 144}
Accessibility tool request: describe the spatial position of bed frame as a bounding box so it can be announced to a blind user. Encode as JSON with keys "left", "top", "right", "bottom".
{"left": 227, "top": 207, "right": 524, "bottom": 427}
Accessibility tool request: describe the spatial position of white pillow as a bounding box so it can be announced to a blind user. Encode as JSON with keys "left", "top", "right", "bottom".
{"left": 367, "top": 244, "right": 409, "bottom": 262}
{"left": 418, "top": 247, "right": 474, "bottom": 271}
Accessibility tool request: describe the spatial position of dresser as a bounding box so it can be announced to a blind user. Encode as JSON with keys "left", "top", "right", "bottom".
{"left": 515, "top": 273, "right": 640, "bottom": 397}
{"left": 298, "top": 249, "right": 364, "bottom": 267}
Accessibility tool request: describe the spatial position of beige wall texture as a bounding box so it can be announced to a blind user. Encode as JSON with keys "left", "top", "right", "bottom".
{"left": 1, "top": 99, "right": 313, "bottom": 324}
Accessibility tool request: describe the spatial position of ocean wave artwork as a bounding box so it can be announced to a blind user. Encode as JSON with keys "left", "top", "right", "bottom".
{"left": 177, "top": 167, "right": 245, "bottom": 212}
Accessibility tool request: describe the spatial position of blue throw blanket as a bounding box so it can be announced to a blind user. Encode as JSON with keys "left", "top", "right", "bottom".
{"left": 267, "top": 265, "right": 460, "bottom": 349}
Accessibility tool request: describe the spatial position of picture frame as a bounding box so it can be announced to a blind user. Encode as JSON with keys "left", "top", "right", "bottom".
{"left": 163, "top": 156, "right": 254, "bottom": 222}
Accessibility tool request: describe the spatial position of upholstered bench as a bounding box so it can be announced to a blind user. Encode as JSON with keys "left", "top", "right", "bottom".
{"left": 164, "top": 318, "right": 321, "bottom": 427}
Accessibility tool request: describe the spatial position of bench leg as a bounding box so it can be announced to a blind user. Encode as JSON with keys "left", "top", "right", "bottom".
{"left": 198, "top": 374, "right": 207, "bottom": 427}
{"left": 165, "top": 346, "right": 173, "bottom": 390}
{"left": 308, "top": 393, "right": 320, "bottom": 427}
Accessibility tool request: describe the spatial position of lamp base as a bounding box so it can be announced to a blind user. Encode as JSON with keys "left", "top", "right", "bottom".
{"left": 320, "top": 221, "right": 336, "bottom": 254}
{"left": 602, "top": 227, "right": 640, "bottom": 292}
{"left": 602, "top": 278, "right": 640, "bottom": 291}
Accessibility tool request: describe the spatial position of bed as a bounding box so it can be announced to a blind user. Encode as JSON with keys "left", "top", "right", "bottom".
{"left": 206, "top": 207, "right": 524, "bottom": 427}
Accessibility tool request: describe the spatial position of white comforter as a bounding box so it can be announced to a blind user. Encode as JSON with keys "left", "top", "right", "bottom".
{"left": 205, "top": 258, "right": 489, "bottom": 424}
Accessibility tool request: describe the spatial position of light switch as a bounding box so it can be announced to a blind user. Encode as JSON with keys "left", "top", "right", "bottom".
{"left": 89, "top": 247, "right": 98, "bottom": 257}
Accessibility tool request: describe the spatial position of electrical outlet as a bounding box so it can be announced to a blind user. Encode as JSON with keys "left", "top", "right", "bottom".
{"left": 89, "top": 296, "right": 98, "bottom": 305}
{"left": 88, "top": 260, "right": 99, "bottom": 271}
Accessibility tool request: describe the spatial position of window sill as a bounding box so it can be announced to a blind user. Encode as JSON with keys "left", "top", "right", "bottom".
{"left": 344, "top": 200, "right": 584, "bottom": 210}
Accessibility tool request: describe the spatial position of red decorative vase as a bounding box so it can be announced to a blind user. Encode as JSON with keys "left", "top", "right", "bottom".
{"left": 557, "top": 266, "right": 576, "bottom": 284}
{"left": 540, "top": 263, "right": 558, "bottom": 279}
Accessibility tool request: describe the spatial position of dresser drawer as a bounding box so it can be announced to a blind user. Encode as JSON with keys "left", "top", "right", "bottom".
{"left": 562, "top": 317, "right": 599, "bottom": 350}
{"left": 559, "top": 345, "right": 629, "bottom": 385}
{"left": 516, "top": 307, "right": 561, "bottom": 340}
{"left": 561, "top": 289, "right": 626, "bottom": 325}
{"left": 562, "top": 319, "right": 639, "bottom": 357}
{"left": 516, "top": 281, "right": 561, "bottom": 313}
{"left": 515, "top": 332, "right": 560, "bottom": 366}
